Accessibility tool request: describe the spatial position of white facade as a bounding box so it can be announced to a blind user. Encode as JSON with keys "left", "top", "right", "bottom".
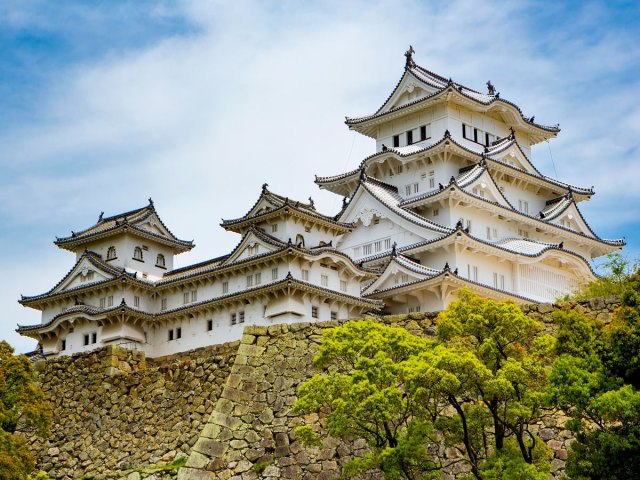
{"left": 19, "top": 50, "right": 623, "bottom": 357}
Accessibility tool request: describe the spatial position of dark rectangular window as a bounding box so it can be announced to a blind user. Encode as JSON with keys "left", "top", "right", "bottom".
{"left": 61, "top": 339, "right": 66, "bottom": 351}
{"left": 83, "top": 335, "right": 89, "bottom": 346}
{"left": 231, "top": 313, "right": 237, "bottom": 325}
{"left": 239, "top": 311, "right": 245, "bottom": 323}
{"left": 485, "top": 132, "right": 490, "bottom": 146}
{"left": 474, "top": 128, "right": 479, "bottom": 143}
{"left": 420, "top": 125, "right": 427, "bottom": 141}
{"left": 91, "top": 332, "right": 97, "bottom": 344}
{"left": 393, "top": 135, "right": 399, "bottom": 147}
{"left": 168, "top": 330, "right": 174, "bottom": 341}
{"left": 207, "top": 319, "right": 213, "bottom": 331}
{"left": 176, "top": 328, "right": 182, "bottom": 339}
{"left": 406, "top": 130, "right": 413, "bottom": 145}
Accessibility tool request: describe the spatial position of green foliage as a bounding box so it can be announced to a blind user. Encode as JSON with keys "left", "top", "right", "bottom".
{"left": 294, "top": 291, "right": 553, "bottom": 480}
{"left": 565, "top": 252, "right": 638, "bottom": 301}
{"left": 548, "top": 273, "right": 640, "bottom": 478}
{"left": 0, "top": 341, "right": 52, "bottom": 480}
{"left": 27, "top": 473, "right": 51, "bottom": 480}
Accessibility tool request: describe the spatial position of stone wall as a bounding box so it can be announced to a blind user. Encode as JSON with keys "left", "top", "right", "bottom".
{"left": 28, "top": 296, "right": 620, "bottom": 479}
{"left": 28, "top": 341, "right": 239, "bottom": 479}
{"left": 178, "top": 296, "right": 621, "bottom": 480}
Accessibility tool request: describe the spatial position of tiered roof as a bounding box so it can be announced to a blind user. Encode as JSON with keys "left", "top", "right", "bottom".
{"left": 54, "top": 199, "right": 194, "bottom": 253}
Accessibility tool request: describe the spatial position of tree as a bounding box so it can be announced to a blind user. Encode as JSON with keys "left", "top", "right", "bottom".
{"left": 565, "top": 252, "right": 638, "bottom": 301}
{"left": 294, "top": 290, "right": 554, "bottom": 479}
{"left": 0, "top": 341, "right": 52, "bottom": 480}
{"left": 547, "top": 273, "right": 640, "bottom": 479}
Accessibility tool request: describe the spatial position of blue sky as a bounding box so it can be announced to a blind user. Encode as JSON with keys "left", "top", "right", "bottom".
{"left": 1, "top": 0, "right": 639, "bottom": 353}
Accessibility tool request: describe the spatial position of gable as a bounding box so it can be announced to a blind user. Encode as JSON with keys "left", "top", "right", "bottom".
{"left": 463, "top": 170, "right": 512, "bottom": 208}
{"left": 245, "top": 197, "right": 280, "bottom": 219}
{"left": 52, "top": 257, "right": 117, "bottom": 294}
{"left": 135, "top": 213, "right": 174, "bottom": 239}
{"left": 362, "top": 258, "right": 430, "bottom": 295}
{"left": 379, "top": 72, "right": 440, "bottom": 114}
{"left": 221, "top": 231, "right": 282, "bottom": 266}
{"left": 547, "top": 203, "right": 596, "bottom": 238}
{"left": 492, "top": 145, "right": 539, "bottom": 176}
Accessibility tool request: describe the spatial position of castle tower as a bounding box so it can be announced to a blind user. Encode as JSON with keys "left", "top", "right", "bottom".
{"left": 316, "top": 47, "right": 624, "bottom": 312}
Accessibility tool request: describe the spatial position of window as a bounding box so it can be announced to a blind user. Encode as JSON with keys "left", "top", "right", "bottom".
{"left": 493, "top": 273, "right": 498, "bottom": 288}
{"left": 518, "top": 228, "right": 530, "bottom": 239}
{"left": 433, "top": 209, "right": 440, "bottom": 217}
{"left": 420, "top": 125, "right": 427, "bottom": 141}
{"left": 363, "top": 244, "right": 372, "bottom": 255}
{"left": 60, "top": 339, "right": 66, "bottom": 351}
{"left": 84, "top": 334, "right": 90, "bottom": 346}
{"left": 311, "top": 306, "right": 318, "bottom": 319}
{"left": 305, "top": 226, "right": 311, "bottom": 233}
{"left": 408, "top": 306, "right": 421, "bottom": 313}
{"left": 421, "top": 173, "right": 427, "bottom": 180}
{"left": 473, "top": 266, "right": 479, "bottom": 281}
{"left": 406, "top": 130, "right": 413, "bottom": 145}
{"left": 83, "top": 271, "right": 94, "bottom": 282}
{"left": 486, "top": 227, "right": 492, "bottom": 240}
{"left": 272, "top": 268, "right": 278, "bottom": 280}
{"left": 255, "top": 272, "right": 262, "bottom": 285}
{"left": 107, "top": 296, "right": 113, "bottom": 307}
{"left": 374, "top": 241, "right": 382, "bottom": 252}
{"left": 401, "top": 274, "right": 409, "bottom": 283}
{"left": 222, "top": 281, "right": 229, "bottom": 294}
{"left": 429, "top": 178, "right": 435, "bottom": 189}
{"left": 176, "top": 327, "right": 182, "bottom": 339}
{"left": 353, "top": 246, "right": 361, "bottom": 257}
{"left": 272, "top": 224, "right": 278, "bottom": 233}
{"left": 91, "top": 332, "right": 97, "bottom": 344}
{"left": 321, "top": 274, "right": 329, "bottom": 286}
{"left": 168, "top": 329, "right": 174, "bottom": 341}
{"left": 107, "top": 246, "right": 116, "bottom": 260}
{"left": 183, "top": 292, "right": 189, "bottom": 304}
{"left": 100, "top": 297, "right": 106, "bottom": 308}
{"left": 393, "top": 135, "right": 400, "bottom": 148}
{"left": 340, "top": 280, "right": 347, "bottom": 292}
{"left": 302, "top": 269, "right": 309, "bottom": 281}
{"left": 397, "top": 165, "right": 403, "bottom": 174}
{"left": 134, "top": 296, "right": 140, "bottom": 308}
{"left": 156, "top": 254, "right": 166, "bottom": 268}
{"left": 239, "top": 311, "right": 245, "bottom": 323}
{"left": 133, "top": 247, "right": 143, "bottom": 261}
{"left": 493, "top": 228, "right": 498, "bottom": 239}
{"left": 231, "top": 313, "right": 237, "bottom": 325}
{"left": 247, "top": 244, "right": 260, "bottom": 256}
{"left": 331, "top": 311, "right": 337, "bottom": 320}
{"left": 246, "top": 275, "right": 254, "bottom": 287}
{"left": 207, "top": 319, "right": 213, "bottom": 331}
{"left": 161, "top": 298, "right": 167, "bottom": 311}
{"left": 384, "top": 238, "right": 391, "bottom": 249}
{"left": 500, "top": 275, "right": 505, "bottom": 290}
{"left": 518, "top": 200, "right": 529, "bottom": 214}
{"left": 191, "top": 290, "right": 197, "bottom": 302}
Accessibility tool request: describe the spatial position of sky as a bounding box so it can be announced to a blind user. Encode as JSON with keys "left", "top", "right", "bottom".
{"left": 1, "top": 0, "right": 639, "bottom": 354}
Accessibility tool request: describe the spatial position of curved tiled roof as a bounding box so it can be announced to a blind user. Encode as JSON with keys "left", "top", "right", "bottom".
{"left": 54, "top": 200, "right": 194, "bottom": 252}
{"left": 315, "top": 133, "right": 594, "bottom": 198}
{"left": 19, "top": 251, "right": 146, "bottom": 305}
{"left": 346, "top": 64, "right": 560, "bottom": 134}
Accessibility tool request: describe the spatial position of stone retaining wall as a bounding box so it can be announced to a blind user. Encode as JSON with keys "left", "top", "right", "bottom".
{"left": 28, "top": 341, "right": 239, "bottom": 479}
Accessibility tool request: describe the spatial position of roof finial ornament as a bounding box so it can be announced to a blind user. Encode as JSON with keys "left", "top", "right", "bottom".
{"left": 444, "top": 262, "right": 450, "bottom": 271}
{"left": 262, "top": 183, "right": 268, "bottom": 193}
{"left": 308, "top": 196, "right": 315, "bottom": 208}
{"left": 444, "top": 129, "right": 451, "bottom": 138}
{"left": 486, "top": 80, "right": 496, "bottom": 95}
{"left": 509, "top": 127, "right": 515, "bottom": 139}
{"left": 98, "top": 211, "right": 104, "bottom": 222}
{"left": 456, "top": 219, "right": 463, "bottom": 229}
{"left": 529, "top": 116, "right": 535, "bottom": 123}
{"left": 558, "top": 241, "right": 564, "bottom": 249}
{"left": 148, "top": 197, "right": 154, "bottom": 206}
{"left": 404, "top": 45, "right": 416, "bottom": 68}
{"left": 391, "top": 242, "right": 397, "bottom": 256}
{"left": 382, "top": 144, "right": 388, "bottom": 151}
{"left": 342, "top": 196, "right": 348, "bottom": 207}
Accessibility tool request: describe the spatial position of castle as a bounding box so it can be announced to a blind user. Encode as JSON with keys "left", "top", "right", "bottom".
{"left": 18, "top": 49, "right": 624, "bottom": 357}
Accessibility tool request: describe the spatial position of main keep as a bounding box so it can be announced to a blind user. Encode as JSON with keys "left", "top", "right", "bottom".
{"left": 18, "top": 50, "right": 624, "bottom": 357}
